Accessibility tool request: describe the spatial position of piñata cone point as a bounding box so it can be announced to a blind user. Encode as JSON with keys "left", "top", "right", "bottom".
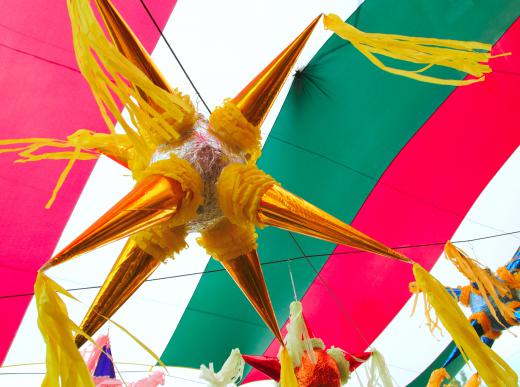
{"left": 94, "top": 0, "right": 173, "bottom": 92}
{"left": 220, "top": 250, "right": 284, "bottom": 343}
{"left": 258, "top": 185, "right": 411, "bottom": 263}
{"left": 41, "top": 175, "right": 183, "bottom": 271}
{"left": 75, "top": 239, "right": 161, "bottom": 348}
{"left": 233, "top": 14, "right": 322, "bottom": 127}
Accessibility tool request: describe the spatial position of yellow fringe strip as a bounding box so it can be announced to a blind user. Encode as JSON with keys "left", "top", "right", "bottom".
{"left": 209, "top": 100, "right": 261, "bottom": 159}
{"left": 280, "top": 347, "right": 298, "bottom": 387}
{"left": 35, "top": 272, "right": 166, "bottom": 386}
{"left": 35, "top": 272, "right": 95, "bottom": 387}
{"left": 409, "top": 281, "right": 443, "bottom": 337}
{"left": 197, "top": 219, "right": 258, "bottom": 262}
{"left": 465, "top": 373, "right": 481, "bottom": 387}
{"left": 444, "top": 241, "right": 516, "bottom": 326}
{"left": 133, "top": 224, "right": 187, "bottom": 261}
{"left": 323, "top": 13, "right": 497, "bottom": 86}
{"left": 217, "top": 163, "right": 278, "bottom": 226}
{"left": 413, "top": 264, "right": 518, "bottom": 386}
{"left": 496, "top": 266, "right": 520, "bottom": 289}
{"left": 67, "top": 0, "right": 196, "bottom": 156}
{"left": 427, "top": 368, "right": 450, "bottom": 387}
{"left": 0, "top": 130, "right": 134, "bottom": 208}
{"left": 140, "top": 155, "right": 204, "bottom": 226}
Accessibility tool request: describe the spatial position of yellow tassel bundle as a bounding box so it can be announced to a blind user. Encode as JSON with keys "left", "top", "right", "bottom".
{"left": 444, "top": 241, "right": 516, "bottom": 326}
{"left": 67, "top": 0, "right": 196, "bottom": 157}
{"left": 35, "top": 272, "right": 95, "bottom": 387}
{"left": 217, "top": 163, "right": 277, "bottom": 226}
{"left": 323, "top": 13, "right": 497, "bottom": 86}
{"left": 280, "top": 346, "right": 299, "bottom": 387}
{"left": 413, "top": 264, "right": 517, "bottom": 386}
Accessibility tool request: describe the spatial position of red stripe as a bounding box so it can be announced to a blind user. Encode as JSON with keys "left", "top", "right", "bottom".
{"left": 0, "top": 0, "right": 176, "bottom": 363}
{"left": 248, "top": 18, "right": 520, "bottom": 381}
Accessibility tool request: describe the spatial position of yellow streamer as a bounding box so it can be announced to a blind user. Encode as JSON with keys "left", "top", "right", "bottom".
{"left": 323, "top": 13, "right": 496, "bottom": 86}
{"left": 444, "top": 241, "right": 516, "bottom": 326}
{"left": 67, "top": 0, "right": 196, "bottom": 157}
{"left": 280, "top": 347, "right": 298, "bottom": 387}
{"left": 217, "top": 163, "right": 278, "bottom": 226}
{"left": 413, "top": 264, "right": 518, "bottom": 387}
{"left": 209, "top": 100, "right": 261, "bottom": 159}
{"left": 0, "top": 130, "right": 134, "bottom": 208}
{"left": 427, "top": 368, "right": 450, "bottom": 387}
{"left": 198, "top": 219, "right": 258, "bottom": 262}
{"left": 35, "top": 272, "right": 95, "bottom": 387}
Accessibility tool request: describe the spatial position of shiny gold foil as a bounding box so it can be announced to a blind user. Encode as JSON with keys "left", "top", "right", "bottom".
{"left": 41, "top": 175, "right": 184, "bottom": 271}
{"left": 220, "top": 250, "right": 284, "bottom": 343}
{"left": 94, "top": 0, "right": 174, "bottom": 97}
{"left": 258, "top": 185, "right": 411, "bottom": 263}
{"left": 75, "top": 238, "right": 161, "bottom": 348}
{"left": 232, "top": 15, "right": 321, "bottom": 127}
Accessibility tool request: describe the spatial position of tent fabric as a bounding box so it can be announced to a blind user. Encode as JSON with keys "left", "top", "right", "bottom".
{"left": 160, "top": 0, "right": 520, "bottom": 378}
{"left": 0, "top": 0, "right": 177, "bottom": 364}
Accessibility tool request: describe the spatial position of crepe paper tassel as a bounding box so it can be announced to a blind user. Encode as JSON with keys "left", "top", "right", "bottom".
{"left": 444, "top": 241, "right": 516, "bottom": 326}
{"left": 285, "top": 301, "right": 316, "bottom": 367}
{"left": 323, "top": 13, "right": 501, "bottom": 86}
{"left": 199, "top": 348, "right": 245, "bottom": 387}
{"left": 367, "top": 349, "right": 393, "bottom": 387}
{"left": 85, "top": 335, "right": 111, "bottom": 373}
{"left": 413, "top": 264, "right": 518, "bottom": 386}
{"left": 409, "top": 281, "right": 443, "bottom": 337}
{"left": 426, "top": 368, "right": 450, "bottom": 387}
{"left": 280, "top": 347, "right": 298, "bottom": 387}
{"left": 67, "top": 0, "right": 196, "bottom": 158}
{"left": 34, "top": 272, "right": 95, "bottom": 387}
{"left": 0, "top": 131, "right": 132, "bottom": 207}
{"left": 465, "top": 373, "right": 481, "bottom": 387}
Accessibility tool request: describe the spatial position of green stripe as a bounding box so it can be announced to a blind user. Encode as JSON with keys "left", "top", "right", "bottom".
{"left": 161, "top": 0, "right": 519, "bottom": 369}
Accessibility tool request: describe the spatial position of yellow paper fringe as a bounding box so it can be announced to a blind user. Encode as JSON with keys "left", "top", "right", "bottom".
{"left": 444, "top": 241, "right": 516, "bottom": 326}
{"left": 140, "top": 155, "right": 204, "bottom": 226}
{"left": 427, "top": 368, "right": 450, "bottom": 387}
{"left": 323, "top": 13, "right": 496, "bottom": 86}
{"left": 133, "top": 224, "right": 187, "bottom": 261}
{"left": 413, "top": 263, "right": 518, "bottom": 387}
{"left": 67, "top": 0, "right": 196, "bottom": 157}
{"left": 209, "top": 100, "right": 261, "bottom": 158}
{"left": 465, "top": 373, "right": 481, "bottom": 387}
{"left": 197, "top": 218, "right": 258, "bottom": 262}
{"left": 497, "top": 266, "right": 520, "bottom": 289}
{"left": 217, "top": 163, "right": 278, "bottom": 226}
{"left": 35, "top": 272, "right": 95, "bottom": 387}
{"left": 0, "top": 130, "right": 134, "bottom": 208}
{"left": 409, "top": 281, "right": 443, "bottom": 337}
{"left": 280, "top": 347, "right": 298, "bottom": 387}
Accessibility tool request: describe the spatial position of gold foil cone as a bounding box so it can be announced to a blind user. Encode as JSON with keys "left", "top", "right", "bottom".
{"left": 94, "top": 0, "right": 173, "bottom": 95}
{"left": 220, "top": 250, "right": 284, "bottom": 343}
{"left": 75, "top": 238, "right": 161, "bottom": 348}
{"left": 233, "top": 15, "right": 321, "bottom": 127}
{"left": 258, "top": 185, "right": 411, "bottom": 263}
{"left": 41, "top": 175, "right": 184, "bottom": 271}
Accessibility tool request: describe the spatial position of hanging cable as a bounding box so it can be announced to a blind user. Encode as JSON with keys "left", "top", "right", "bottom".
{"left": 137, "top": 0, "right": 211, "bottom": 114}
{"left": 0, "top": 229, "right": 518, "bottom": 300}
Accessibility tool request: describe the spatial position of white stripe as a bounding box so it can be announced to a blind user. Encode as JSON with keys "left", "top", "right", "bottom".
{"left": 349, "top": 146, "right": 520, "bottom": 386}
{"left": 2, "top": 1, "right": 363, "bottom": 386}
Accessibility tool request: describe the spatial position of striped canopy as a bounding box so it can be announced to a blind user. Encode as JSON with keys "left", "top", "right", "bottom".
{"left": 0, "top": 0, "right": 519, "bottom": 385}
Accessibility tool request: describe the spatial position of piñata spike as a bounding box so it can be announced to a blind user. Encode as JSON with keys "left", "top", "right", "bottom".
{"left": 41, "top": 175, "right": 184, "bottom": 271}
{"left": 75, "top": 238, "right": 161, "bottom": 348}
{"left": 220, "top": 249, "right": 284, "bottom": 343}
{"left": 232, "top": 14, "right": 321, "bottom": 127}
{"left": 258, "top": 185, "right": 411, "bottom": 263}
{"left": 94, "top": 0, "right": 173, "bottom": 94}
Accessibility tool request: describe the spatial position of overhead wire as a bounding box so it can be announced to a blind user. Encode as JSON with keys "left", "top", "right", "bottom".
{"left": 0, "top": 229, "right": 518, "bottom": 299}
